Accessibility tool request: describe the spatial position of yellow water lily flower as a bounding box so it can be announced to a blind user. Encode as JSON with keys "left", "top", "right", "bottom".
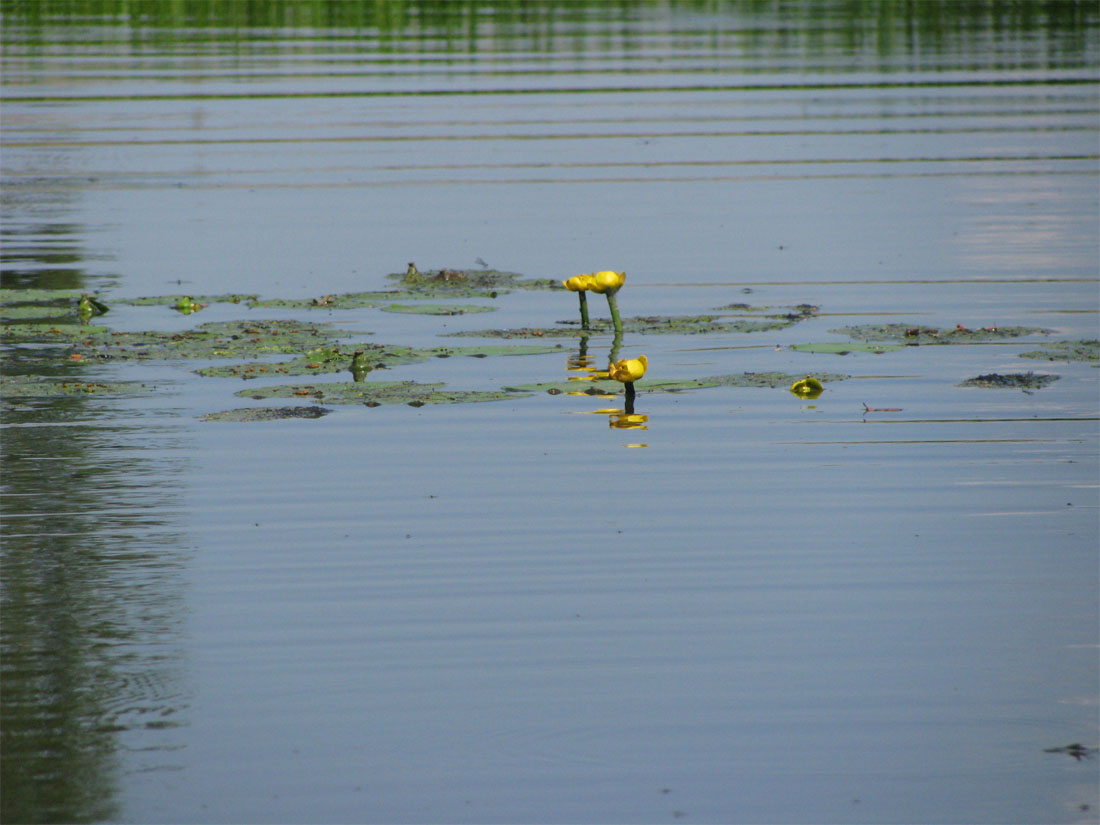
{"left": 608, "top": 354, "right": 647, "bottom": 383}
{"left": 790, "top": 376, "right": 824, "bottom": 398}
{"left": 563, "top": 274, "right": 596, "bottom": 291}
{"left": 588, "top": 270, "right": 626, "bottom": 294}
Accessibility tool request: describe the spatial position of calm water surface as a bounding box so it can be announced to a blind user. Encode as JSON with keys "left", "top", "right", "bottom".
{"left": 2, "top": 3, "right": 1098, "bottom": 823}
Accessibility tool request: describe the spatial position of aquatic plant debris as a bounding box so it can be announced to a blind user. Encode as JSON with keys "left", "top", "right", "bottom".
{"left": 0, "top": 374, "right": 157, "bottom": 398}
{"left": 957, "top": 372, "right": 1059, "bottom": 390}
{"left": 446, "top": 314, "right": 793, "bottom": 339}
{"left": 835, "top": 323, "right": 1052, "bottom": 343}
{"left": 504, "top": 372, "right": 850, "bottom": 395}
{"left": 117, "top": 293, "right": 258, "bottom": 306}
{"left": 202, "top": 406, "right": 331, "bottom": 422}
{"left": 790, "top": 342, "right": 904, "bottom": 355}
{"left": 237, "top": 381, "right": 529, "bottom": 406}
{"left": 380, "top": 303, "right": 496, "bottom": 315}
{"left": 1018, "top": 340, "right": 1099, "bottom": 363}
{"left": 390, "top": 266, "right": 559, "bottom": 297}
{"left": 197, "top": 342, "right": 563, "bottom": 378}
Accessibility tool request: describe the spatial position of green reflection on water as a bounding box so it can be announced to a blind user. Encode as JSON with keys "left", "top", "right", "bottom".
{"left": 2, "top": 0, "right": 1096, "bottom": 67}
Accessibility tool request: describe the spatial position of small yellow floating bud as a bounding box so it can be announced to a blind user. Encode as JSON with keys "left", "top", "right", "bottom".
{"left": 562, "top": 274, "right": 593, "bottom": 292}
{"left": 790, "top": 376, "right": 824, "bottom": 398}
{"left": 608, "top": 354, "right": 647, "bottom": 384}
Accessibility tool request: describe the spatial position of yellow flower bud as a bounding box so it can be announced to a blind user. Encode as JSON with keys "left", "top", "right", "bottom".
{"left": 608, "top": 354, "right": 647, "bottom": 383}
{"left": 589, "top": 270, "right": 625, "bottom": 293}
{"left": 562, "top": 274, "right": 592, "bottom": 291}
{"left": 790, "top": 377, "right": 824, "bottom": 398}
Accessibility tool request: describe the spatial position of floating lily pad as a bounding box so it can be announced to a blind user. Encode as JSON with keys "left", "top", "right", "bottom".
{"left": 381, "top": 303, "right": 496, "bottom": 315}
{"left": 1018, "top": 340, "right": 1099, "bottom": 363}
{"left": 198, "top": 342, "right": 563, "bottom": 378}
{"left": 0, "top": 288, "right": 83, "bottom": 305}
{"left": 248, "top": 291, "right": 394, "bottom": 309}
{"left": 117, "top": 293, "right": 258, "bottom": 307}
{"left": 0, "top": 374, "right": 157, "bottom": 398}
{"left": 714, "top": 303, "right": 819, "bottom": 319}
{"left": 957, "top": 372, "right": 1059, "bottom": 389}
{"left": 391, "top": 266, "right": 557, "bottom": 296}
{"left": 237, "top": 380, "right": 529, "bottom": 406}
{"left": 448, "top": 314, "right": 792, "bottom": 340}
{"left": 505, "top": 371, "right": 850, "bottom": 395}
{"left": 43, "top": 319, "right": 355, "bottom": 362}
{"left": 0, "top": 303, "right": 76, "bottom": 320}
{"left": 3, "top": 321, "right": 111, "bottom": 341}
{"left": 835, "top": 324, "right": 1052, "bottom": 343}
{"left": 203, "top": 405, "right": 331, "bottom": 422}
{"left": 790, "top": 341, "right": 905, "bottom": 355}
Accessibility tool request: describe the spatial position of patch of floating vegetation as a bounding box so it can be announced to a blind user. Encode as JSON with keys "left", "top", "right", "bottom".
{"left": 957, "top": 372, "right": 1059, "bottom": 390}
{"left": 117, "top": 293, "right": 257, "bottom": 307}
{"left": 0, "top": 374, "right": 157, "bottom": 398}
{"left": 14, "top": 319, "right": 355, "bottom": 362}
{"left": 835, "top": 323, "right": 1052, "bottom": 343}
{"left": 237, "top": 381, "right": 527, "bottom": 406}
{"left": 1018, "top": 340, "right": 1100, "bottom": 363}
{"left": 248, "top": 291, "right": 393, "bottom": 309}
{"left": 790, "top": 341, "right": 905, "bottom": 355}
{"left": 0, "top": 304, "right": 78, "bottom": 320}
{"left": 0, "top": 288, "right": 83, "bottom": 305}
{"left": 714, "top": 302, "right": 820, "bottom": 319}
{"left": 203, "top": 405, "right": 331, "bottom": 422}
{"left": 391, "top": 265, "right": 559, "bottom": 297}
{"left": 447, "top": 314, "right": 792, "bottom": 339}
{"left": 198, "top": 342, "right": 563, "bottom": 379}
{"left": 381, "top": 303, "right": 496, "bottom": 315}
{"left": 505, "top": 371, "right": 850, "bottom": 395}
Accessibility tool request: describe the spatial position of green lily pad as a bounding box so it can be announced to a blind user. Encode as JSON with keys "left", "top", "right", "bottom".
{"left": 391, "top": 266, "right": 558, "bottom": 296}
{"left": 117, "top": 293, "right": 258, "bottom": 307}
{"left": 505, "top": 371, "right": 849, "bottom": 395}
{"left": 248, "top": 291, "right": 394, "bottom": 309}
{"left": 42, "top": 319, "right": 359, "bottom": 362}
{"left": 835, "top": 324, "right": 1052, "bottom": 343}
{"left": 957, "top": 372, "right": 1059, "bottom": 389}
{"left": 237, "top": 380, "right": 529, "bottom": 406}
{"left": 790, "top": 342, "right": 905, "bottom": 355}
{"left": 1018, "top": 340, "right": 1100, "bottom": 363}
{"left": 714, "top": 303, "right": 820, "bottom": 319}
{"left": 203, "top": 405, "right": 331, "bottom": 422}
{"left": 381, "top": 303, "right": 496, "bottom": 315}
{"left": 448, "top": 314, "right": 792, "bottom": 340}
{"left": 197, "top": 342, "right": 564, "bottom": 379}
{"left": 0, "top": 288, "right": 83, "bottom": 305}
{"left": 0, "top": 374, "right": 158, "bottom": 398}
{"left": 3, "top": 321, "right": 111, "bottom": 341}
{"left": 0, "top": 304, "right": 76, "bottom": 320}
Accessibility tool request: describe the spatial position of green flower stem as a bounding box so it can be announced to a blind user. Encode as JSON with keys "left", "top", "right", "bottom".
{"left": 605, "top": 290, "right": 623, "bottom": 336}
{"left": 577, "top": 290, "right": 590, "bottom": 330}
{"left": 624, "top": 381, "right": 636, "bottom": 402}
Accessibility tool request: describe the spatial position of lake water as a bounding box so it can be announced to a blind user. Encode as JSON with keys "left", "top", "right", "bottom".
{"left": 2, "top": 2, "right": 1098, "bottom": 823}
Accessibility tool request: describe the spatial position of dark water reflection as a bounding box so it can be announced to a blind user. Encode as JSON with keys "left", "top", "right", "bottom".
{"left": 2, "top": 2, "right": 1098, "bottom": 823}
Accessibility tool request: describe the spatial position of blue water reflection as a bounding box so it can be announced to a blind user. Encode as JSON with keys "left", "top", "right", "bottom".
{"left": 2, "top": 2, "right": 1097, "bottom": 823}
